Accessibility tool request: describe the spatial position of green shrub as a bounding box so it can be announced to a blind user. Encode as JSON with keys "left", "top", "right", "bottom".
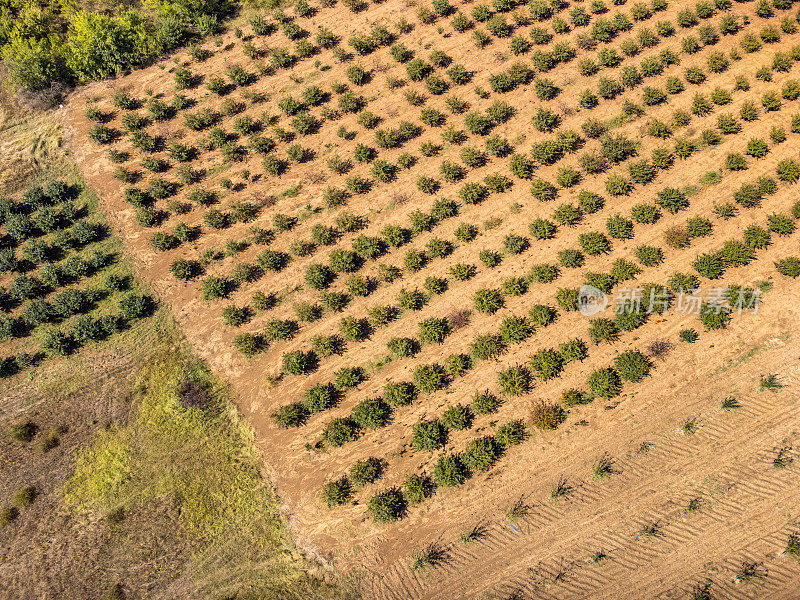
{"left": 555, "top": 288, "right": 579, "bottom": 311}
{"left": 433, "top": 454, "right": 467, "bottom": 487}
{"left": 769, "top": 213, "right": 796, "bottom": 236}
{"left": 473, "top": 288, "right": 504, "bottom": 313}
{"left": 384, "top": 381, "right": 418, "bottom": 406}
{"left": 462, "top": 436, "right": 500, "bottom": 471}
{"left": 450, "top": 262, "right": 476, "bottom": 280}
{"left": 471, "top": 390, "right": 500, "bottom": 414}
{"left": 12, "top": 485, "right": 36, "bottom": 508}
{"left": 350, "top": 458, "right": 383, "bottom": 488}
{"left": 692, "top": 252, "right": 725, "bottom": 279}
{"left": 304, "top": 264, "right": 334, "bottom": 289}
{"left": 528, "top": 219, "right": 556, "bottom": 241}
{"left": 464, "top": 112, "right": 493, "bottom": 135}
{"left": 529, "top": 178, "right": 557, "bottom": 201}
{"left": 579, "top": 231, "right": 611, "bottom": 255}
{"left": 311, "top": 334, "right": 342, "bottom": 357}
{"left": 655, "top": 187, "right": 689, "bottom": 214}
{"left": 368, "top": 488, "right": 405, "bottom": 522}
{"left": 0, "top": 506, "right": 19, "bottom": 526}
{"left": 559, "top": 338, "right": 588, "bottom": 363}
{"left": 744, "top": 225, "right": 771, "bottom": 249}
{"left": 322, "top": 477, "right": 351, "bottom": 507}
{"left": 587, "top": 367, "right": 622, "bottom": 398}
{"left": 686, "top": 217, "right": 712, "bottom": 238}
{"left": 497, "top": 365, "right": 531, "bottom": 395}
{"left": 494, "top": 420, "right": 525, "bottom": 447}
{"left": 303, "top": 383, "right": 338, "bottom": 413}
{"left": 503, "top": 234, "right": 528, "bottom": 255}
{"left": 281, "top": 350, "right": 317, "bottom": 375}
{"left": 503, "top": 276, "right": 529, "bottom": 295}
{"left": 401, "top": 474, "right": 433, "bottom": 505}
{"left": 334, "top": 366, "right": 365, "bottom": 389}
{"left": 509, "top": 153, "right": 534, "bottom": 179}
{"left": 576, "top": 191, "right": 603, "bottom": 215}
{"left": 529, "top": 401, "right": 566, "bottom": 430}
{"left": 322, "top": 417, "right": 358, "bottom": 446}
{"left": 425, "top": 238, "right": 452, "bottom": 259}
{"left": 398, "top": 288, "right": 427, "bottom": 310}
{"left": 419, "top": 317, "right": 450, "bottom": 344}
{"left": 500, "top": 315, "right": 531, "bottom": 343}
{"left": 351, "top": 398, "right": 391, "bottom": 429}
{"left": 558, "top": 248, "right": 585, "bottom": 269}
{"left": 271, "top": 402, "right": 308, "bottom": 428}
{"left": 413, "top": 363, "right": 448, "bottom": 394}
{"left": 387, "top": 337, "right": 418, "bottom": 358}
{"left": 479, "top": 250, "right": 502, "bottom": 268}
{"left": 605, "top": 174, "right": 632, "bottom": 196}
{"left": 7, "top": 421, "right": 37, "bottom": 443}
{"left": 265, "top": 319, "right": 298, "bottom": 342}
{"left": 470, "top": 334, "right": 504, "bottom": 361}
{"left": 552, "top": 203, "right": 582, "bottom": 227}
{"left": 339, "top": 316, "right": 369, "bottom": 342}
{"left": 589, "top": 318, "right": 619, "bottom": 344}
{"left": 775, "top": 257, "right": 800, "bottom": 277}
{"left": 412, "top": 419, "right": 447, "bottom": 451}
{"left": 610, "top": 259, "right": 640, "bottom": 282}
{"left": 606, "top": 214, "right": 634, "bottom": 239}
{"left": 614, "top": 350, "right": 651, "bottom": 382}
{"left": 529, "top": 349, "right": 563, "bottom": 380}
{"left": 441, "top": 404, "right": 473, "bottom": 430}
{"left": 777, "top": 159, "right": 800, "bottom": 183}
{"left": 635, "top": 245, "right": 663, "bottom": 267}
{"left": 380, "top": 225, "right": 409, "bottom": 247}
{"left": 699, "top": 303, "right": 731, "bottom": 330}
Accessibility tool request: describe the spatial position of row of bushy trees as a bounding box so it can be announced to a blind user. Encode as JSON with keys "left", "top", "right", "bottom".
{"left": 1, "top": 179, "right": 154, "bottom": 376}
{"left": 323, "top": 417, "right": 525, "bottom": 522}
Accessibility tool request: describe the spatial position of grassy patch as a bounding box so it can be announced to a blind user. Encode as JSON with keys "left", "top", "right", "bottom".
{"left": 65, "top": 326, "right": 349, "bottom": 598}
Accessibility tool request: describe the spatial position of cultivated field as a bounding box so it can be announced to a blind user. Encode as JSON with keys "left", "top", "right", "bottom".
{"left": 57, "top": 0, "right": 800, "bottom": 595}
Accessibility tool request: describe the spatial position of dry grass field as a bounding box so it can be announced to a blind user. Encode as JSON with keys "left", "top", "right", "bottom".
{"left": 9, "top": 0, "right": 800, "bottom": 595}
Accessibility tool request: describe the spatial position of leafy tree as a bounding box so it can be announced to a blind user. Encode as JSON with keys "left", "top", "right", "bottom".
{"left": 529, "top": 349, "right": 563, "bottom": 380}
{"left": 412, "top": 419, "right": 447, "bottom": 451}
{"left": 614, "top": 350, "right": 651, "bottom": 382}
{"left": 322, "top": 477, "right": 351, "bottom": 507}
{"left": 351, "top": 398, "right": 391, "bottom": 429}
{"left": 271, "top": 402, "right": 308, "bottom": 428}
{"left": 413, "top": 364, "right": 448, "bottom": 394}
{"left": 433, "top": 454, "right": 467, "bottom": 487}
{"left": 368, "top": 488, "right": 406, "bottom": 522}
{"left": 441, "top": 404, "right": 473, "bottom": 430}
{"left": 529, "top": 401, "right": 566, "bottom": 430}
{"left": 699, "top": 303, "right": 731, "bottom": 330}
{"left": 474, "top": 288, "right": 504, "bottom": 313}
{"left": 497, "top": 365, "right": 532, "bottom": 395}
{"left": 282, "top": 350, "right": 317, "bottom": 375}
{"left": 587, "top": 367, "right": 622, "bottom": 398}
